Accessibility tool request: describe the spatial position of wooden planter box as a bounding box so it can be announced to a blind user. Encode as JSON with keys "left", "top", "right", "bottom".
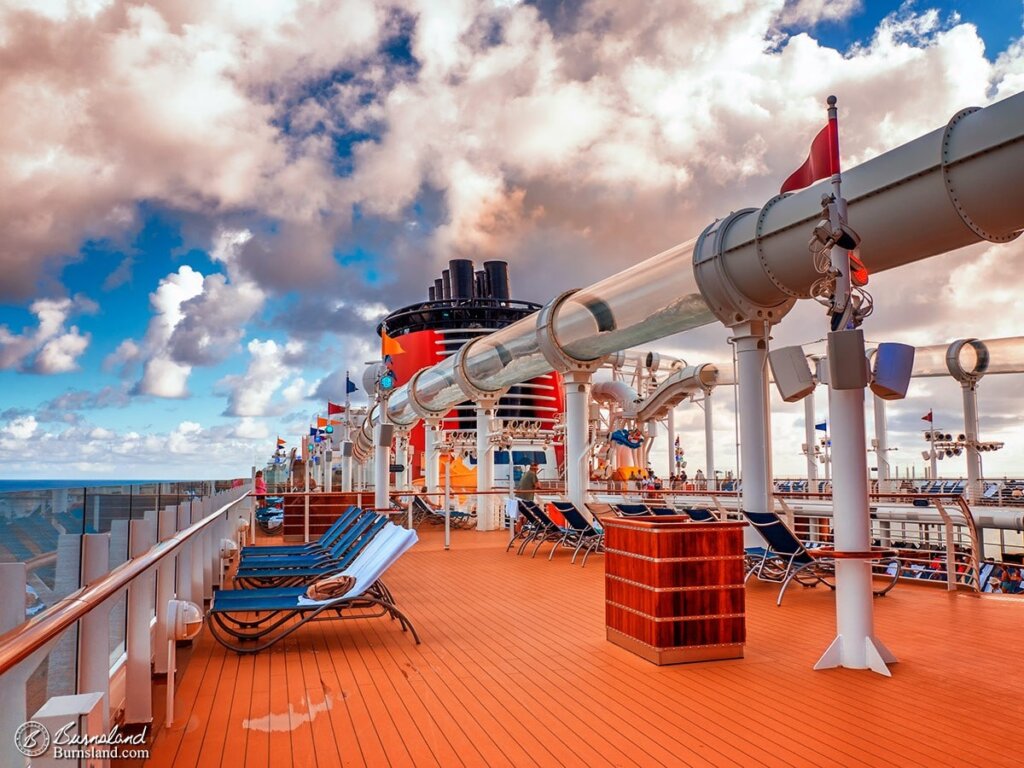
{"left": 604, "top": 516, "right": 746, "bottom": 665}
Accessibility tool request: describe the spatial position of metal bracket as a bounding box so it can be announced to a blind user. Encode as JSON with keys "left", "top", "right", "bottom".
{"left": 534, "top": 290, "right": 607, "bottom": 373}
{"left": 756, "top": 194, "right": 804, "bottom": 299}
{"left": 942, "top": 107, "right": 1021, "bottom": 244}
{"left": 406, "top": 368, "right": 454, "bottom": 420}
{"left": 452, "top": 339, "right": 506, "bottom": 404}
{"left": 693, "top": 210, "right": 795, "bottom": 327}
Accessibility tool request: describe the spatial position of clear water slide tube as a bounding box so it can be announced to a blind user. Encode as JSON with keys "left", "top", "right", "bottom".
{"left": 364, "top": 91, "right": 1024, "bottom": 435}
{"left": 911, "top": 337, "right": 1024, "bottom": 378}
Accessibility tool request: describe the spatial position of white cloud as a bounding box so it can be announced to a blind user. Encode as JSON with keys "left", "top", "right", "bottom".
{"left": 0, "top": 296, "right": 93, "bottom": 373}
{"left": 232, "top": 416, "right": 269, "bottom": 440}
{"left": 2, "top": 414, "right": 38, "bottom": 440}
{"left": 220, "top": 338, "right": 307, "bottom": 417}
{"left": 777, "top": 0, "right": 862, "bottom": 28}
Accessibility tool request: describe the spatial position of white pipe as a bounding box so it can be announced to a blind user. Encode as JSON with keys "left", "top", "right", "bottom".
{"left": 962, "top": 382, "right": 982, "bottom": 503}
{"left": 591, "top": 380, "right": 640, "bottom": 418}
{"left": 356, "top": 92, "right": 1024, "bottom": 440}
{"left": 565, "top": 371, "right": 592, "bottom": 512}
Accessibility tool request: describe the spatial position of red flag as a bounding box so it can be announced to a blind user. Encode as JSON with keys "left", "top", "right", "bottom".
{"left": 922, "top": 410, "right": 933, "bottom": 423}
{"left": 780, "top": 116, "right": 840, "bottom": 194}
{"left": 327, "top": 401, "right": 345, "bottom": 416}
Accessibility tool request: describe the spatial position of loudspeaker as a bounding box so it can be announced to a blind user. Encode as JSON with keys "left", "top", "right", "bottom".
{"left": 827, "top": 330, "right": 869, "bottom": 390}
{"left": 870, "top": 342, "right": 915, "bottom": 400}
{"left": 340, "top": 441, "right": 353, "bottom": 457}
{"left": 768, "top": 346, "right": 815, "bottom": 402}
{"left": 375, "top": 424, "right": 394, "bottom": 446}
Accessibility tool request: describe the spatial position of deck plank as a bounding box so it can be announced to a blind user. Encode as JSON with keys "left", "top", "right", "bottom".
{"left": 144, "top": 527, "right": 1024, "bottom": 767}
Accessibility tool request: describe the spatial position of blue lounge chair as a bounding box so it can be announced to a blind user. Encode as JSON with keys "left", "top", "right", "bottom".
{"left": 209, "top": 524, "right": 420, "bottom": 653}
{"left": 743, "top": 509, "right": 899, "bottom": 605}
{"left": 240, "top": 506, "right": 359, "bottom": 559}
{"left": 411, "top": 495, "right": 474, "bottom": 528}
{"left": 513, "top": 499, "right": 563, "bottom": 557}
{"left": 233, "top": 514, "right": 388, "bottom": 588}
{"left": 613, "top": 503, "right": 651, "bottom": 517}
{"left": 548, "top": 501, "right": 604, "bottom": 566}
{"left": 683, "top": 507, "right": 718, "bottom": 522}
{"left": 237, "top": 508, "right": 376, "bottom": 569}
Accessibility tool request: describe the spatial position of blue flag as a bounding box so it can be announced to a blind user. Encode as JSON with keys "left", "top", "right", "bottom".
{"left": 346, "top": 374, "right": 358, "bottom": 394}
{"left": 815, "top": 421, "right": 827, "bottom": 431}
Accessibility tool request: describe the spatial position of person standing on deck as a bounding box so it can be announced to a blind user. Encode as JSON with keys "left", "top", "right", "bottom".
{"left": 254, "top": 470, "right": 267, "bottom": 500}
{"left": 517, "top": 463, "right": 539, "bottom": 502}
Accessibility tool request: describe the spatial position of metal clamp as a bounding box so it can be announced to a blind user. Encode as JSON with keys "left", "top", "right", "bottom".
{"left": 942, "top": 107, "right": 1021, "bottom": 244}
{"left": 534, "top": 289, "right": 606, "bottom": 373}
{"left": 452, "top": 339, "right": 506, "bottom": 404}
{"left": 406, "top": 368, "right": 454, "bottom": 420}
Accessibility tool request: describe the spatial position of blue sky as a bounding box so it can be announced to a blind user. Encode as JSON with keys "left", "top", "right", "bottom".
{"left": 1, "top": 0, "right": 1023, "bottom": 479}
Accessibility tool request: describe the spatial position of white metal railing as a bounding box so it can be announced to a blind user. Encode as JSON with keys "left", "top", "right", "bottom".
{"left": 0, "top": 484, "right": 251, "bottom": 765}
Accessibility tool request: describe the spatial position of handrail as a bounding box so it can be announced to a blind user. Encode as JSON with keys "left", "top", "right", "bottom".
{"left": 0, "top": 490, "right": 251, "bottom": 677}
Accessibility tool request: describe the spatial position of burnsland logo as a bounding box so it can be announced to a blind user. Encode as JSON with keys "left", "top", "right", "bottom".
{"left": 14, "top": 721, "right": 49, "bottom": 757}
{"left": 14, "top": 720, "right": 149, "bottom": 760}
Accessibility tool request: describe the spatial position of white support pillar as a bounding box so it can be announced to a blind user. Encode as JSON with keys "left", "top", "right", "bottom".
{"left": 815, "top": 332, "right": 896, "bottom": 677}
{"left": 704, "top": 389, "right": 715, "bottom": 491}
{"left": 189, "top": 502, "right": 204, "bottom": 606}
{"left": 424, "top": 420, "right": 441, "bottom": 495}
{"left": 805, "top": 388, "right": 819, "bottom": 489}
{"left": 77, "top": 533, "right": 112, "bottom": 731}
{"left": 733, "top": 324, "right": 773, "bottom": 547}
{"left": 341, "top": 447, "right": 353, "bottom": 492}
{"left": 666, "top": 407, "right": 676, "bottom": 477}
{"left": 476, "top": 403, "right": 498, "bottom": 531}
{"left": 125, "top": 518, "right": 156, "bottom": 725}
{"left": 394, "top": 430, "right": 409, "bottom": 492}
{"left": 873, "top": 395, "right": 890, "bottom": 492}
{"left": 201, "top": 500, "right": 213, "bottom": 602}
{"left": 962, "top": 381, "right": 983, "bottom": 503}
{"left": 563, "top": 370, "right": 592, "bottom": 513}
{"left": 374, "top": 424, "right": 391, "bottom": 512}
{"left": 0, "top": 563, "right": 46, "bottom": 768}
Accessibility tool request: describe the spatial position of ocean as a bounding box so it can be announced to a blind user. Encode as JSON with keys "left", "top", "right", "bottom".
{"left": 0, "top": 479, "right": 181, "bottom": 493}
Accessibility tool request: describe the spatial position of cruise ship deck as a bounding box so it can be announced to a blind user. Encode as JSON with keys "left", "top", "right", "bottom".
{"left": 145, "top": 527, "right": 1024, "bottom": 767}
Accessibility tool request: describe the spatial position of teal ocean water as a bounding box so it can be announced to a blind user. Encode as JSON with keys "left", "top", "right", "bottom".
{"left": 0, "top": 479, "right": 170, "bottom": 493}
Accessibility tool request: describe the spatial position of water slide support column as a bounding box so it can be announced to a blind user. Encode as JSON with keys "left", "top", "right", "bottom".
{"left": 733, "top": 323, "right": 774, "bottom": 548}
{"left": 704, "top": 389, "right": 715, "bottom": 491}
{"left": 666, "top": 407, "right": 676, "bottom": 478}
{"left": 475, "top": 400, "right": 499, "bottom": 531}
{"left": 424, "top": 419, "right": 441, "bottom": 495}
{"left": 962, "top": 381, "right": 982, "bottom": 503}
{"left": 805, "top": 388, "right": 819, "bottom": 489}
{"left": 374, "top": 424, "right": 391, "bottom": 513}
{"left": 873, "top": 395, "right": 890, "bottom": 492}
{"left": 564, "top": 370, "right": 593, "bottom": 512}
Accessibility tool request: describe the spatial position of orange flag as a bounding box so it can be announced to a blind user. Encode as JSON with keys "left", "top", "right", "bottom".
{"left": 381, "top": 329, "right": 405, "bottom": 356}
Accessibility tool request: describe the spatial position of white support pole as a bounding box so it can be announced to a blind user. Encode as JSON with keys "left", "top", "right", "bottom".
{"left": 929, "top": 428, "right": 938, "bottom": 481}
{"left": 704, "top": 389, "right": 715, "bottom": 491}
{"left": 476, "top": 403, "right": 497, "bottom": 530}
{"left": 77, "top": 533, "right": 112, "bottom": 731}
{"left": 815, "top": 378, "right": 896, "bottom": 676}
{"left": 666, "top": 407, "right": 676, "bottom": 478}
{"left": 374, "top": 424, "right": 391, "bottom": 512}
{"left": 805, "top": 388, "right": 819, "bottom": 489}
{"left": 201, "top": 499, "right": 213, "bottom": 602}
{"left": 873, "top": 395, "right": 890, "bottom": 492}
{"left": 1, "top": 563, "right": 32, "bottom": 768}
{"left": 424, "top": 421, "right": 440, "bottom": 495}
{"left": 152, "top": 506, "right": 176, "bottom": 676}
{"left": 962, "top": 381, "right": 983, "bottom": 503}
{"left": 125, "top": 518, "right": 156, "bottom": 725}
{"left": 444, "top": 458, "right": 452, "bottom": 550}
{"left": 733, "top": 325, "right": 773, "bottom": 548}
{"left": 303, "top": 458, "right": 311, "bottom": 543}
{"left": 563, "top": 370, "right": 592, "bottom": 512}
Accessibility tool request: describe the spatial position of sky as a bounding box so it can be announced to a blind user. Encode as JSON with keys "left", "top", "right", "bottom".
{"left": 1, "top": 0, "right": 1023, "bottom": 480}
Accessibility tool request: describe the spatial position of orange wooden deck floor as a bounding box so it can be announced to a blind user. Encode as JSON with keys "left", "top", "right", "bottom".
{"left": 144, "top": 528, "right": 1024, "bottom": 767}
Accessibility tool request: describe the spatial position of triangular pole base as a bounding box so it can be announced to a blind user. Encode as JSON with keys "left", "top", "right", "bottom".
{"left": 814, "top": 634, "right": 897, "bottom": 677}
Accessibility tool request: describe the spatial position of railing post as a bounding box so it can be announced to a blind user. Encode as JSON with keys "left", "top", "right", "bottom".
{"left": 153, "top": 506, "right": 177, "bottom": 675}
{"left": 1, "top": 563, "right": 30, "bottom": 768}
{"left": 189, "top": 500, "right": 204, "bottom": 605}
{"left": 200, "top": 498, "right": 214, "bottom": 601}
{"left": 175, "top": 504, "right": 193, "bottom": 605}
{"left": 77, "top": 532, "right": 112, "bottom": 731}
{"left": 125, "top": 519, "right": 156, "bottom": 725}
